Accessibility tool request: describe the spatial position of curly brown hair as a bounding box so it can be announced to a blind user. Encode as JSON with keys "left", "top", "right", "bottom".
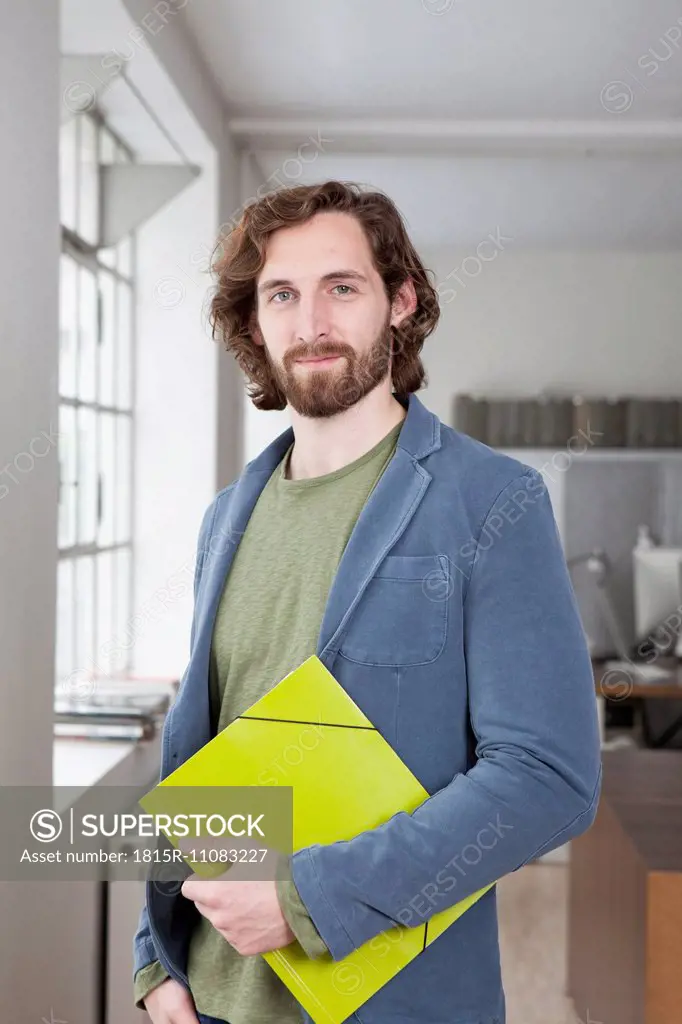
{"left": 208, "top": 180, "right": 440, "bottom": 411}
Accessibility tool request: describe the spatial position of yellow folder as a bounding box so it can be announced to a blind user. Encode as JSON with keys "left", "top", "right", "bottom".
{"left": 139, "top": 654, "right": 493, "bottom": 1024}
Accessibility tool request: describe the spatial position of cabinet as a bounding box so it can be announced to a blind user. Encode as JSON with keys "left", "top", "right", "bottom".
{"left": 52, "top": 734, "right": 163, "bottom": 1023}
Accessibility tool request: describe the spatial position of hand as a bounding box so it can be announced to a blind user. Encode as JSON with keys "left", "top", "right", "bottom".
{"left": 181, "top": 874, "right": 296, "bottom": 956}
{"left": 143, "top": 976, "right": 199, "bottom": 1023}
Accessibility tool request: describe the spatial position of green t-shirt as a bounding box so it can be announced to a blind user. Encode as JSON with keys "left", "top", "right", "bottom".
{"left": 134, "top": 416, "right": 403, "bottom": 1022}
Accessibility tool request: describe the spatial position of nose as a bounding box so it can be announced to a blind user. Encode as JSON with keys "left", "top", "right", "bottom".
{"left": 294, "top": 293, "right": 332, "bottom": 347}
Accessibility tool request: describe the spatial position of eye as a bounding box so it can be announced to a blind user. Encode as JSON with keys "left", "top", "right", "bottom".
{"left": 271, "top": 290, "right": 294, "bottom": 303}
{"left": 331, "top": 284, "right": 355, "bottom": 296}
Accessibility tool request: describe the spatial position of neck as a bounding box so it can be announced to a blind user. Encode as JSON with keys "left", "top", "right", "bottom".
{"left": 285, "top": 389, "right": 407, "bottom": 481}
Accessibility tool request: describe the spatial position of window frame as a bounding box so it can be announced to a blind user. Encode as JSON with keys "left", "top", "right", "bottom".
{"left": 56, "top": 109, "right": 137, "bottom": 692}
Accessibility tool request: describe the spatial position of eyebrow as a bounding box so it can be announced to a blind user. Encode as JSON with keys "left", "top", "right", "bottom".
{"left": 257, "top": 269, "right": 369, "bottom": 295}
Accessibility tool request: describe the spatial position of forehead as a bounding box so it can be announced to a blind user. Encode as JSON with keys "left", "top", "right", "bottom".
{"left": 259, "top": 211, "right": 377, "bottom": 281}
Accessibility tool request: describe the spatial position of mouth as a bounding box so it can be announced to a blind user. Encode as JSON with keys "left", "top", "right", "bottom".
{"left": 295, "top": 355, "right": 344, "bottom": 367}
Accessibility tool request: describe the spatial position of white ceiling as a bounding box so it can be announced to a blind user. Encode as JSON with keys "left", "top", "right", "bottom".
{"left": 180, "top": 0, "right": 682, "bottom": 247}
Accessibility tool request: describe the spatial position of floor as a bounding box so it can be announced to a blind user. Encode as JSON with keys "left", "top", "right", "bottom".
{"left": 497, "top": 861, "right": 590, "bottom": 1024}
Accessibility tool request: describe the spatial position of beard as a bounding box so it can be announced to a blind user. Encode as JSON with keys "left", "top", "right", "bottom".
{"left": 265, "top": 316, "right": 394, "bottom": 419}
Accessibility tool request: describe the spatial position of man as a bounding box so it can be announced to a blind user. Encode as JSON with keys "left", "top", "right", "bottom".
{"left": 133, "top": 180, "right": 602, "bottom": 1024}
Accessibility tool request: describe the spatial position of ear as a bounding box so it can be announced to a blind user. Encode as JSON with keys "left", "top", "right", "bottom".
{"left": 390, "top": 277, "right": 418, "bottom": 329}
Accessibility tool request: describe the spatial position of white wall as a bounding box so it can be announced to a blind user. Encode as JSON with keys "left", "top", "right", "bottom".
{"left": 243, "top": 379, "right": 292, "bottom": 464}
{"left": 133, "top": 154, "right": 220, "bottom": 677}
{"left": 214, "top": 145, "right": 249, "bottom": 489}
{"left": 237, "top": 152, "right": 293, "bottom": 462}
{"left": 420, "top": 247, "right": 682, "bottom": 426}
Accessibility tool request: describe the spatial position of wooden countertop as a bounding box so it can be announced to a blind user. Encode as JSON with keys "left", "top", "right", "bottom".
{"left": 593, "top": 659, "right": 682, "bottom": 699}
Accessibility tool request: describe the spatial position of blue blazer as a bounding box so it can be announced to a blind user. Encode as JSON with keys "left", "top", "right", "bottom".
{"left": 134, "top": 390, "right": 602, "bottom": 1024}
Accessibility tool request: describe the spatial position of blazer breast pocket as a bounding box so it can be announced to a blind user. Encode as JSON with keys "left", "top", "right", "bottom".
{"left": 339, "top": 553, "right": 450, "bottom": 667}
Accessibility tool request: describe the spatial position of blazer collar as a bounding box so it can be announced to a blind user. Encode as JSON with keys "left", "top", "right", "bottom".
{"left": 242, "top": 390, "right": 441, "bottom": 479}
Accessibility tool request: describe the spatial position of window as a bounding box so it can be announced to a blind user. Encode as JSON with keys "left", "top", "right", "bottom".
{"left": 56, "top": 112, "right": 135, "bottom": 692}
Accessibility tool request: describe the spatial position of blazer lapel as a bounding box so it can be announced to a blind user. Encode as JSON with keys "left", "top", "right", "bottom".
{"left": 315, "top": 392, "right": 442, "bottom": 666}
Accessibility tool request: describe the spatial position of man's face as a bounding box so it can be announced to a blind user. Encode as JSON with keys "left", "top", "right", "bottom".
{"left": 254, "top": 211, "right": 413, "bottom": 418}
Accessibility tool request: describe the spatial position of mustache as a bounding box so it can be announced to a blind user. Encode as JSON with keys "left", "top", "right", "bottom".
{"left": 288, "top": 343, "right": 354, "bottom": 362}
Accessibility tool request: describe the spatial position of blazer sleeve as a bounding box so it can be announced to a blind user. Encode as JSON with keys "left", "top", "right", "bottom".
{"left": 276, "top": 874, "right": 329, "bottom": 959}
{"left": 289, "top": 468, "right": 603, "bottom": 961}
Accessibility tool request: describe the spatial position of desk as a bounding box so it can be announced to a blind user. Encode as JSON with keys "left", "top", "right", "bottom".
{"left": 567, "top": 748, "right": 682, "bottom": 1024}
{"left": 593, "top": 660, "right": 682, "bottom": 747}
